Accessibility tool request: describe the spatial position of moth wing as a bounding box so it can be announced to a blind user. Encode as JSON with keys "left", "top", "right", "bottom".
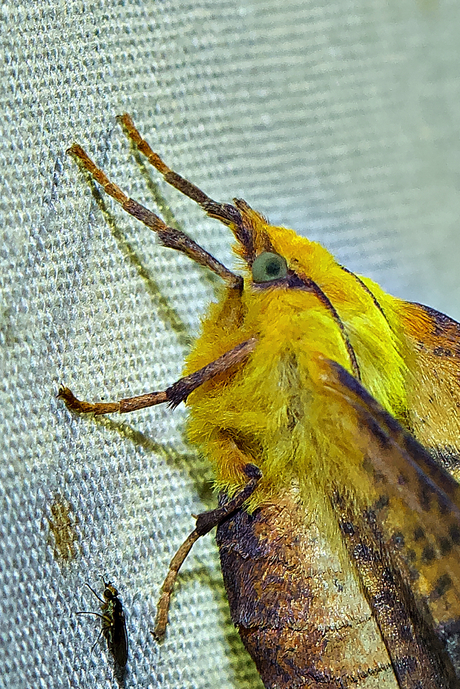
{"left": 396, "top": 301, "right": 460, "bottom": 469}
{"left": 321, "top": 358, "right": 460, "bottom": 683}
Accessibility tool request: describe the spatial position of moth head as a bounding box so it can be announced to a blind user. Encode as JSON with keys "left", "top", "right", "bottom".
{"left": 204, "top": 197, "right": 362, "bottom": 380}
{"left": 204, "top": 195, "right": 337, "bottom": 293}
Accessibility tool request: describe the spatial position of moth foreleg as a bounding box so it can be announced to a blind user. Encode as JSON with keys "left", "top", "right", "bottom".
{"left": 58, "top": 337, "right": 257, "bottom": 416}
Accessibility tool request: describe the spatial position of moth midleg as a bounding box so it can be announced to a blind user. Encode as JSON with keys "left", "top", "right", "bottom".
{"left": 67, "top": 144, "right": 241, "bottom": 288}
{"left": 153, "top": 463, "right": 262, "bottom": 640}
{"left": 58, "top": 337, "right": 256, "bottom": 415}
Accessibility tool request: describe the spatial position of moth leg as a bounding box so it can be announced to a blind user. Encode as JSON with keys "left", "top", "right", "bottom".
{"left": 118, "top": 113, "right": 244, "bottom": 230}
{"left": 67, "top": 143, "right": 242, "bottom": 290}
{"left": 153, "top": 463, "right": 262, "bottom": 641}
{"left": 58, "top": 337, "right": 257, "bottom": 415}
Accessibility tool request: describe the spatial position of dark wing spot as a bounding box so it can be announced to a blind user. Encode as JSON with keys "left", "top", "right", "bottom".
{"left": 398, "top": 472, "right": 409, "bottom": 486}
{"left": 373, "top": 588, "right": 397, "bottom": 608}
{"left": 406, "top": 548, "right": 417, "bottom": 563}
{"left": 421, "top": 545, "right": 436, "bottom": 565}
{"left": 373, "top": 494, "right": 390, "bottom": 512}
{"left": 390, "top": 532, "right": 405, "bottom": 550}
{"left": 419, "top": 483, "right": 434, "bottom": 511}
{"left": 393, "top": 655, "right": 418, "bottom": 675}
{"left": 400, "top": 624, "right": 414, "bottom": 642}
{"left": 449, "top": 524, "right": 460, "bottom": 544}
{"left": 382, "top": 567, "right": 395, "bottom": 585}
{"left": 438, "top": 536, "right": 453, "bottom": 556}
{"left": 433, "top": 346, "right": 453, "bottom": 357}
{"left": 353, "top": 544, "right": 373, "bottom": 562}
{"left": 432, "top": 574, "right": 453, "bottom": 599}
{"left": 340, "top": 521, "right": 355, "bottom": 536}
{"left": 414, "top": 527, "right": 425, "bottom": 541}
{"left": 437, "top": 495, "right": 451, "bottom": 516}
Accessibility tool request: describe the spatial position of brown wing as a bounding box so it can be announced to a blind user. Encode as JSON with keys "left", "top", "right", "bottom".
{"left": 396, "top": 302, "right": 460, "bottom": 473}
{"left": 217, "top": 487, "right": 402, "bottom": 688}
{"left": 322, "top": 359, "right": 460, "bottom": 687}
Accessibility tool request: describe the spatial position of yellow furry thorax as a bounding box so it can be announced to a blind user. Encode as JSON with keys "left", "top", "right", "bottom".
{"left": 183, "top": 212, "right": 413, "bottom": 512}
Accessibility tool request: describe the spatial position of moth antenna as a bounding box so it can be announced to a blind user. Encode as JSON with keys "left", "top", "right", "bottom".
{"left": 66, "top": 143, "right": 242, "bottom": 290}
{"left": 118, "top": 113, "right": 245, "bottom": 231}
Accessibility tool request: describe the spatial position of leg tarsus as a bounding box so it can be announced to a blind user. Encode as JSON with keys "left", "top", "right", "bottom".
{"left": 57, "top": 386, "right": 167, "bottom": 415}
{"left": 57, "top": 386, "right": 121, "bottom": 415}
{"left": 153, "top": 463, "right": 262, "bottom": 641}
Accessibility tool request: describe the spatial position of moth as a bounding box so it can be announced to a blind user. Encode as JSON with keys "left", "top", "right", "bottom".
{"left": 61, "top": 114, "right": 460, "bottom": 688}
{"left": 76, "top": 578, "right": 128, "bottom": 672}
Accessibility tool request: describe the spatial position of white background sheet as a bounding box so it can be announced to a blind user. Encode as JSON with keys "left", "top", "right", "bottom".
{"left": 2, "top": 1, "right": 460, "bottom": 687}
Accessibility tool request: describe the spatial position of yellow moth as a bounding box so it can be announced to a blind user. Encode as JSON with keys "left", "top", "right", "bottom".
{"left": 60, "top": 115, "right": 460, "bottom": 688}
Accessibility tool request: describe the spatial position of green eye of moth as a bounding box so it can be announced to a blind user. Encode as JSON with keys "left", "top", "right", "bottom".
{"left": 252, "top": 251, "right": 288, "bottom": 283}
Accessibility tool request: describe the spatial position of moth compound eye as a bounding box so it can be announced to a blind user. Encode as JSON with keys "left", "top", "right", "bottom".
{"left": 252, "top": 252, "right": 288, "bottom": 283}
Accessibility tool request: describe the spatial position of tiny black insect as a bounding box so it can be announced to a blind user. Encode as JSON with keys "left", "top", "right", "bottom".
{"left": 76, "top": 578, "right": 128, "bottom": 669}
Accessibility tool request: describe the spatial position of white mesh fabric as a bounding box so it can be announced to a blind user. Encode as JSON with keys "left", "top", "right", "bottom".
{"left": 2, "top": 1, "right": 460, "bottom": 687}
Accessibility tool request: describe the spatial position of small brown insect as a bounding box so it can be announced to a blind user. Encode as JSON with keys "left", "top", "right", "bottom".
{"left": 76, "top": 578, "right": 128, "bottom": 670}
{"left": 47, "top": 495, "right": 78, "bottom": 562}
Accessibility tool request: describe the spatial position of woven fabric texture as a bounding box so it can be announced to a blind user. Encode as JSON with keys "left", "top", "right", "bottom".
{"left": 2, "top": 1, "right": 460, "bottom": 687}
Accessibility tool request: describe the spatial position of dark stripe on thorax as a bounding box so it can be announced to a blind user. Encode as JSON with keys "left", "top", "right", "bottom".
{"left": 290, "top": 271, "right": 361, "bottom": 381}
{"left": 339, "top": 265, "right": 392, "bottom": 326}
